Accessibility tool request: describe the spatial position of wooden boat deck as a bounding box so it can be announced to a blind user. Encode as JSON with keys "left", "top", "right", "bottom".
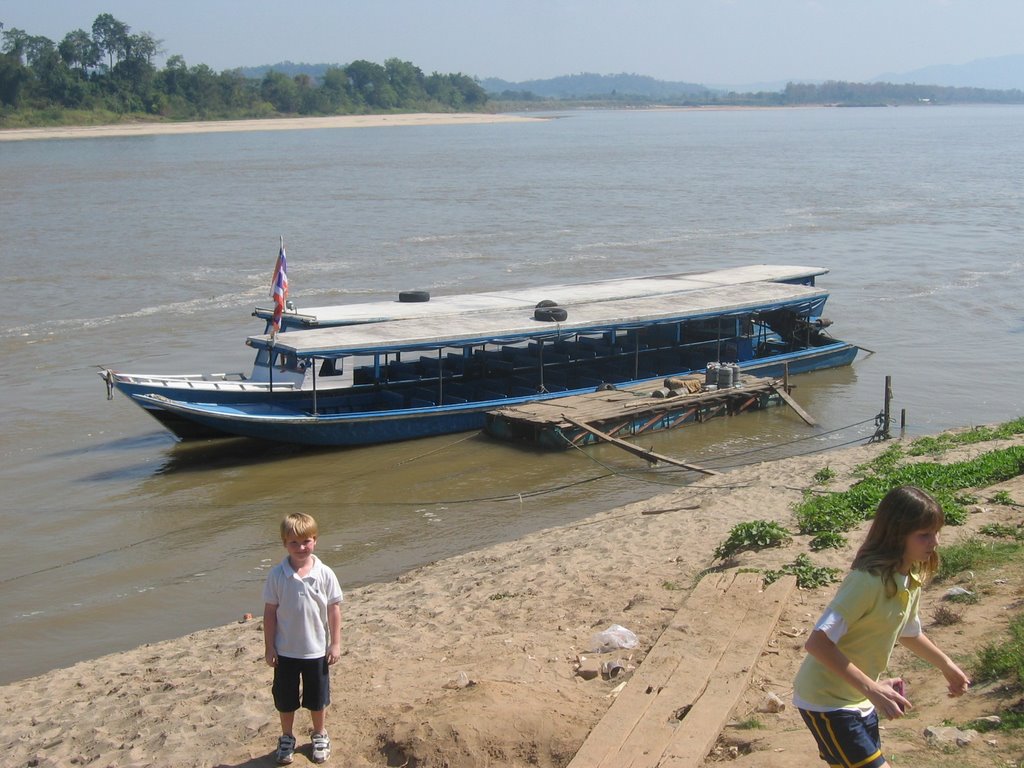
{"left": 484, "top": 375, "right": 786, "bottom": 448}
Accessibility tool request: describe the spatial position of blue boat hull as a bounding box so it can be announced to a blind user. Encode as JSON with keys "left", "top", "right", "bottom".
{"left": 141, "top": 341, "right": 858, "bottom": 447}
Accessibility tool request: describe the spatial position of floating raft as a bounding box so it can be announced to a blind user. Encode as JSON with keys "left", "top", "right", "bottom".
{"left": 484, "top": 375, "right": 791, "bottom": 450}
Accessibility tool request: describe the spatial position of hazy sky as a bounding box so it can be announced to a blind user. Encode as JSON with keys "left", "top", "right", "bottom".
{"left": 2, "top": 0, "right": 1022, "bottom": 86}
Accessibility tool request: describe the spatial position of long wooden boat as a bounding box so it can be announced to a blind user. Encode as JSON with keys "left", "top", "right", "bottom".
{"left": 129, "top": 279, "right": 859, "bottom": 446}
{"left": 100, "top": 264, "right": 832, "bottom": 439}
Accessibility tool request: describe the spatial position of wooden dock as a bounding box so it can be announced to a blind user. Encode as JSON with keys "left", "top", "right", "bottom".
{"left": 483, "top": 375, "right": 789, "bottom": 449}
{"left": 567, "top": 571, "right": 796, "bottom": 768}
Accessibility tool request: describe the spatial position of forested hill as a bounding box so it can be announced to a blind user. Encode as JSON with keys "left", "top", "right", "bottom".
{"left": 0, "top": 16, "right": 488, "bottom": 125}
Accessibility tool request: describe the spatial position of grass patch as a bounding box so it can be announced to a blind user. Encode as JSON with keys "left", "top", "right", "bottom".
{"left": 974, "top": 614, "right": 1024, "bottom": 685}
{"left": 907, "top": 418, "right": 1024, "bottom": 456}
{"left": 979, "top": 522, "right": 1024, "bottom": 540}
{"left": 935, "top": 537, "right": 1024, "bottom": 583}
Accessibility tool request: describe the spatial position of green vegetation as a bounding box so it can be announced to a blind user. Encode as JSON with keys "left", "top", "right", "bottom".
{"left": 906, "top": 418, "right": 1024, "bottom": 456}
{"left": 975, "top": 614, "right": 1024, "bottom": 685}
{"left": 991, "top": 490, "right": 1017, "bottom": 506}
{"left": 979, "top": 522, "right": 1024, "bottom": 540}
{"left": 714, "top": 520, "right": 791, "bottom": 560}
{"left": 0, "top": 15, "right": 488, "bottom": 126}
{"left": 934, "top": 536, "right": 1023, "bottom": 583}
{"left": 762, "top": 553, "right": 842, "bottom": 590}
{"left": 812, "top": 466, "right": 837, "bottom": 485}
{"left": 937, "top": 534, "right": 1024, "bottom": 733}
{"left": 794, "top": 444, "right": 1024, "bottom": 538}
{"left": 809, "top": 530, "right": 847, "bottom": 551}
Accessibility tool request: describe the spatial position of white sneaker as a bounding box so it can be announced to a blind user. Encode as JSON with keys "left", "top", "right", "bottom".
{"left": 311, "top": 732, "right": 331, "bottom": 763}
{"left": 275, "top": 734, "right": 296, "bottom": 765}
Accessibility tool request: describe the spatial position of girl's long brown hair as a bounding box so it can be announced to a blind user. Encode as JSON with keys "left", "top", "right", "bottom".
{"left": 851, "top": 485, "right": 944, "bottom": 597}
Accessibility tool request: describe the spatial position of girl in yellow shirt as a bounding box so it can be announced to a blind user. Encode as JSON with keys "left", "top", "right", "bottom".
{"left": 793, "top": 485, "right": 970, "bottom": 768}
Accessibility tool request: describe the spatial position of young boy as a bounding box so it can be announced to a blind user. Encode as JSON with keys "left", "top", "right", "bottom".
{"left": 263, "top": 512, "right": 343, "bottom": 765}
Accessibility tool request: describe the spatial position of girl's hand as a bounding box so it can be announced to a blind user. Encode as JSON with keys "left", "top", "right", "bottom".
{"left": 867, "top": 679, "right": 910, "bottom": 719}
{"left": 944, "top": 665, "right": 971, "bottom": 697}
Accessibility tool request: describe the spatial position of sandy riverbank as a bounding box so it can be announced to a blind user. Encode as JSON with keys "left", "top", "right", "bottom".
{"left": 0, "top": 113, "right": 547, "bottom": 142}
{"left": 2, "top": 431, "right": 1023, "bottom": 767}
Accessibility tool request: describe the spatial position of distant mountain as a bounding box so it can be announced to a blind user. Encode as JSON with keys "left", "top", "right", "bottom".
{"left": 874, "top": 54, "right": 1024, "bottom": 91}
{"left": 235, "top": 61, "right": 335, "bottom": 79}
{"left": 481, "top": 72, "right": 710, "bottom": 99}
{"left": 232, "top": 58, "right": 1024, "bottom": 98}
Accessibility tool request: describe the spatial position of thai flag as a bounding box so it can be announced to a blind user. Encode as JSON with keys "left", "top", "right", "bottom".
{"left": 270, "top": 243, "right": 289, "bottom": 334}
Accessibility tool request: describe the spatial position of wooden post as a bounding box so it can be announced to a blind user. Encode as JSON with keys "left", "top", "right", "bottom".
{"left": 883, "top": 376, "right": 893, "bottom": 440}
{"left": 900, "top": 408, "right": 907, "bottom": 437}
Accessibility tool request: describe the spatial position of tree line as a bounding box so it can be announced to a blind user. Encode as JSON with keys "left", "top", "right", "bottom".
{"left": 0, "top": 14, "right": 488, "bottom": 123}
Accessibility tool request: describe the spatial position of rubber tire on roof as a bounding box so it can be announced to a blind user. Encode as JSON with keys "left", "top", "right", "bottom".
{"left": 398, "top": 290, "right": 430, "bottom": 303}
{"left": 534, "top": 306, "right": 568, "bottom": 322}
{"left": 535, "top": 299, "right": 558, "bottom": 308}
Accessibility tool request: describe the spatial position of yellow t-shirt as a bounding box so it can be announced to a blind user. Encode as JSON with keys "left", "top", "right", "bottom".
{"left": 793, "top": 568, "right": 921, "bottom": 710}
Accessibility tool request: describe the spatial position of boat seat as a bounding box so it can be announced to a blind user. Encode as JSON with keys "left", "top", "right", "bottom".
{"left": 378, "top": 390, "right": 406, "bottom": 410}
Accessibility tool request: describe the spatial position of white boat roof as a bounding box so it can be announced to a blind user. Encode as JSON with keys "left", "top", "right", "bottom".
{"left": 250, "top": 281, "right": 829, "bottom": 357}
{"left": 255, "top": 264, "right": 829, "bottom": 327}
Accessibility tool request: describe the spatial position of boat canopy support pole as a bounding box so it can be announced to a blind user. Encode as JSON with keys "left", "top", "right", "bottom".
{"left": 539, "top": 341, "right": 545, "bottom": 392}
{"left": 436, "top": 348, "right": 444, "bottom": 403}
{"left": 311, "top": 357, "right": 318, "bottom": 414}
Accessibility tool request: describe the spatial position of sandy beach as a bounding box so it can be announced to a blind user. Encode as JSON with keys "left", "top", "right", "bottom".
{"left": 0, "top": 113, "right": 546, "bottom": 142}
{"left": 3, "top": 430, "right": 1023, "bottom": 768}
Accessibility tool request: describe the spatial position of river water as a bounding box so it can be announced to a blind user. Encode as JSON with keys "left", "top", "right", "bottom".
{"left": 1, "top": 106, "right": 1022, "bottom": 684}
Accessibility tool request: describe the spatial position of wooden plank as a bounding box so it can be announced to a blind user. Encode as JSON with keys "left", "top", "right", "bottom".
{"left": 562, "top": 416, "right": 719, "bottom": 475}
{"left": 657, "top": 575, "right": 796, "bottom": 767}
{"left": 566, "top": 572, "right": 743, "bottom": 768}
{"left": 566, "top": 572, "right": 795, "bottom": 768}
{"left": 771, "top": 384, "right": 817, "bottom": 426}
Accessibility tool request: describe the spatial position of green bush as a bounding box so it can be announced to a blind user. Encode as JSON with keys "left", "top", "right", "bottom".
{"left": 763, "top": 553, "right": 842, "bottom": 589}
{"left": 714, "top": 520, "right": 791, "bottom": 560}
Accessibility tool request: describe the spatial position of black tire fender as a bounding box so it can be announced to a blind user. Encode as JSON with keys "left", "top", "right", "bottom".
{"left": 534, "top": 306, "right": 568, "bottom": 322}
{"left": 398, "top": 290, "right": 430, "bottom": 303}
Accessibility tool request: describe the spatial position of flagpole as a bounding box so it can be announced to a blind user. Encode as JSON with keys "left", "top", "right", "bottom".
{"left": 268, "top": 236, "right": 286, "bottom": 393}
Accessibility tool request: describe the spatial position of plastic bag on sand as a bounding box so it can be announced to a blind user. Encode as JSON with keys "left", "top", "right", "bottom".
{"left": 589, "top": 624, "right": 638, "bottom": 653}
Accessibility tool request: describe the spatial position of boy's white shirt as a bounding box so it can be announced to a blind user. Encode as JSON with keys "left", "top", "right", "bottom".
{"left": 264, "top": 553, "right": 343, "bottom": 659}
